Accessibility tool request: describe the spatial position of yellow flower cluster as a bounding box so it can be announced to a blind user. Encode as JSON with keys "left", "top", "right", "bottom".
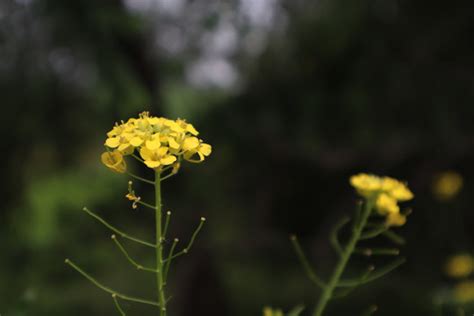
{"left": 445, "top": 254, "right": 474, "bottom": 279}
{"left": 433, "top": 171, "right": 463, "bottom": 201}
{"left": 350, "top": 173, "right": 414, "bottom": 227}
{"left": 454, "top": 281, "right": 474, "bottom": 303}
{"left": 263, "top": 307, "right": 284, "bottom": 316}
{"left": 101, "top": 112, "right": 212, "bottom": 173}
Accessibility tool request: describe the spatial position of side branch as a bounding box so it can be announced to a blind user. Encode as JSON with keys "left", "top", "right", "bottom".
{"left": 290, "top": 235, "right": 326, "bottom": 289}
{"left": 127, "top": 172, "right": 154, "bottom": 185}
{"left": 337, "top": 257, "right": 406, "bottom": 287}
{"left": 112, "top": 294, "right": 126, "bottom": 316}
{"left": 330, "top": 216, "right": 350, "bottom": 256}
{"left": 163, "top": 217, "right": 206, "bottom": 262}
{"left": 163, "top": 238, "right": 179, "bottom": 284}
{"left": 65, "top": 259, "right": 160, "bottom": 307}
{"left": 83, "top": 207, "right": 156, "bottom": 248}
{"left": 111, "top": 235, "right": 158, "bottom": 273}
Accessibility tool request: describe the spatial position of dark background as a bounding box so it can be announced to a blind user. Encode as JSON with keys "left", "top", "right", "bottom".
{"left": 1, "top": 0, "right": 474, "bottom": 315}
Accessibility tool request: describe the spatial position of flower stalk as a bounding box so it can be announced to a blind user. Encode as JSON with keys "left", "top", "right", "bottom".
{"left": 312, "top": 198, "right": 375, "bottom": 316}
{"left": 66, "top": 112, "right": 211, "bottom": 315}
{"left": 155, "top": 171, "right": 167, "bottom": 315}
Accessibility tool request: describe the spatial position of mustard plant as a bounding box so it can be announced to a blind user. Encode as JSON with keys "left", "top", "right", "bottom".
{"left": 291, "top": 173, "right": 413, "bottom": 316}
{"left": 65, "top": 112, "right": 211, "bottom": 315}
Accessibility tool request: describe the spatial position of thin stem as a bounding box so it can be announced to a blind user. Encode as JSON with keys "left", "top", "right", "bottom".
{"left": 332, "top": 266, "right": 374, "bottom": 298}
{"left": 381, "top": 230, "right": 405, "bottom": 245}
{"left": 162, "top": 217, "right": 206, "bottom": 262}
{"left": 330, "top": 216, "right": 350, "bottom": 256}
{"left": 354, "top": 248, "right": 400, "bottom": 257}
{"left": 312, "top": 198, "right": 375, "bottom": 316}
{"left": 337, "top": 257, "right": 405, "bottom": 287}
{"left": 127, "top": 172, "right": 154, "bottom": 185}
{"left": 160, "top": 170, "right": 177, "bottom": 181}
{"left": 163, "top": 238, "right": 179, "bottom": 284}
{"left": 155, "top": 172, "right": 167, "bottom": 315}
{"left": 83, "top": 207, "right": 156, "bottom": 248}
{"left": 65, "top": 259, "right": 159, "bottom": 307}
{"left": 136, "top": 200, "right": 157, "bottom": 210}
{"left": 111, "top": 235, "right": 158, "bottom": 273}
{"left": 112, "top": 294, "right": 126, "bottom": 316}
{"left": 131, "top": 153, "right": 145, "bottom": 163}
{"left": 162, "top": 211, "right": 171, "bottom": 241}
{"left": 290, "top": 235, "right": 326, "bottom": 289}
{"left": 359, "top": 225, "right": 387, "bottom": 240}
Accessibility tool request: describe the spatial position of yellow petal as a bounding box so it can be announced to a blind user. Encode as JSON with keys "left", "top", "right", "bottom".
{"left": 183, "top": 137, "right": 199, "bottom": 150}
{"left": 385, "top": 212, "right": 406, "bottom": 227}
{"left": 160, "top": 155, "right": 177, "bottom": 165}
{"left": 118, "top": 143, "right": 132, "bottom": 153}
{"left": 375, "top": 193, "right": 399, "bottom": 215}
{"left": 186, "top": 123, "right": 199, "bottom": 135}
{"left": 105, "top": 137, "right": 120, "bottom": 148}
{"left": 140, "top": 147, "right": 153, "bottom": 161}
{"left": 390, "top": 185, "right": 414, "bottom": 201}
{"left": 168, "top": 137, "right": 180, "bottom": 149}
{"left": 101, "top": 151, "right": 126, "bottom": 173}
{"left": 130, "top": 136, "right": 144, "bottom": 147}
{"left": 157, "top": 147, "right": 168, "bottom": 156}
{"left": 146, "top": 139, "right": 161, "bottom": 150}
{"left": 199, "top": 143, "right": 212, "bottom": 156}
{"left": 144, "top": 160, "right": 161, "bottom": 168}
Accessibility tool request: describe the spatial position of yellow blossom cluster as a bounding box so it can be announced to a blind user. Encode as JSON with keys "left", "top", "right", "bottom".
{"left": 454, "top": 281, "right": 474, "bottom": 303}
{"left": 445, "top": 254, "right": 474, "bottom": 279}
{"left": 263, "top": 307, "right": 284, "bottom": 316}
{"left": 101, "top": 112, "right": 212, "bottom": 173}
{"left": 350, "top": 173, "right": 414, "bottom": 227}
{"left": 433, "top": 171, "right": 463, "bottom": 201}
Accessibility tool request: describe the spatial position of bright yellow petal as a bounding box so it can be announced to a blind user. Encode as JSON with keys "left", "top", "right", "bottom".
{"left": 186, "top": 123, "right": 199, "bottom": 135}
{"left": 385, "top": 212, "right": 406, "bottom": 227}
{"left": 183, "top": 137, "right": 199, "bottom": 150}
{"left": 146, "top": 138, "right": 161, "bottom": 150}
{"left": 105, "top": 137, "right": 120, "bottom": 148}
{"left": 160, "top": 155, "right": 177, "bottom": 165}
{"left": 157, "top": 147, "right": 168, "bottom": 156}
{"left": 130, "top": 136, "right": 144, "bottom": 147}
{"left": 101, "top": 151, "right": 126, "bottom": 173}
{"left": 199, "top": 143, "right": 212, "bottom": 156}
{"left": 168, "top": 137, "right": 180, "bottom": 149}
{"left": 144, "top": 160, "right": 161, "bottom": 168}
{"left": 390, "top": 185, "right": 414, "bottom": 201}
{"left": 375, "top": 193, "right": 399, "bottom": 215}
{"left": 140, "top": 147, "right": 153, "bottom": 161}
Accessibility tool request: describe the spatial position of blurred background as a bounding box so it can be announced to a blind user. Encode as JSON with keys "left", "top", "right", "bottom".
{"left": 2, "top": 0, "right": 474, "bottom": 315}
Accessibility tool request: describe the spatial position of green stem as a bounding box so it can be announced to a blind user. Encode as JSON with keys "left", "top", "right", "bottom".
{"left": 312, "top": 198, "right": 374, "bottom": 316}
{"left": 65, "top": 259, "right": 159, "bottom": 307}
{"left": 83, "top": 207, "right": 156, "bottom": 248}
{"left": 155, "top": 172, "right": 166, "bottom": 315}
{"left": 112, "top": 294, "right": 126, "bottom": 316}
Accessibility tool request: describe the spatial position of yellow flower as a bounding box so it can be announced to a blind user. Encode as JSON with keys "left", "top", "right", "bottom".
{"left": 376, "top": 193, "right": 399, "bottom": 215}
{"left": 263, "top": 307, "right": 284, "bottom": 316}
{"left": 454, "top": 281, "right": 474, "bottom": 303}
{"left": 350, "top": 174, "right": 384, "bottom": 198}
{"left": 140, "top": 147, "right": 177, "bottom": 169}
{"left": 101, "top": 151, "right": 126, "bottom": 173}
{"left": 102, "top": 112, "right": 211, "bottom": 172}
{"left": 445, "top": 254, "right": 474, "bottom": 278}
{"left": 184, "top": 142, "right": 212, "bottom": 163}
{"left": 433, "top": 171, "right": 463, "bottom": 201}
{"left": 385, "top": 212, "right": 406, "bottom": 227}
{"left": 350, "top": 173, "right": 413, "bottom": 227}
{"left": 350, "top": 173, "right": 413, "bottom": 201}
